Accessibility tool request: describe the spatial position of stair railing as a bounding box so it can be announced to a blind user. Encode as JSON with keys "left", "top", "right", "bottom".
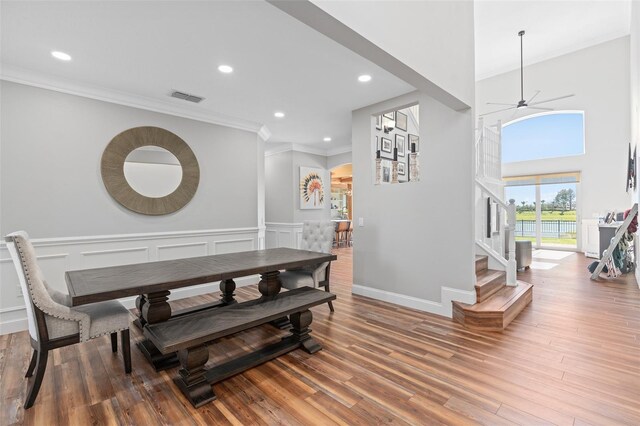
{"left": 475, "top": 118, "right": 502, "bottom": 182}
{"left": 476, "top": 179, "right": 517, "bottom": 286}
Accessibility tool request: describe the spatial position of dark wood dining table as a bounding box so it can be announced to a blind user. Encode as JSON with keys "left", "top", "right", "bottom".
{"left": 65, "top": 247, "right": 337, "bottom": 370}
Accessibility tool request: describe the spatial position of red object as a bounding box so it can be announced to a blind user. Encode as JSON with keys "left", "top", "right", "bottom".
{"left": 624, "top": 208, "right": 638, "bottom": 233}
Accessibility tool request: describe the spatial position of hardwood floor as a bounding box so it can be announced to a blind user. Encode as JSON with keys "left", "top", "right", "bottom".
{"left": 1, "top": 247, "right": 639, "bottom": 425}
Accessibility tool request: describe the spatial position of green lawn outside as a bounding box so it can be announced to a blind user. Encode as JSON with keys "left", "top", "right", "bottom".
{"left": 515, "top": 236, "right": 577, "bottom": 246}
{"left": 516, "top": 210, "right": 576, "bottom": 221}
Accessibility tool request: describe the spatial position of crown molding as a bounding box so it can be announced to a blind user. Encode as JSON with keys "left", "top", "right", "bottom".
{"left": 265, "top": 142, "right": 351, "bottom": 157}
{"left": 326, "top": 145, "right": 352, "bottom": 156}
{"left": 257, "top": 125, "right": 272, "bottom": 141}
{"left": 0, "top": 64, "right": 264, "bottom": 134}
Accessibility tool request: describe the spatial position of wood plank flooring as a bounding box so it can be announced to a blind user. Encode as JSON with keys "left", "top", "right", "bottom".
{"left": 1, "top": 248, "right": 639, "bottom": 425}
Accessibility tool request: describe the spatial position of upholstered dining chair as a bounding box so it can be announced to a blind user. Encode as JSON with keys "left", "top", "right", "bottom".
{"left": 5, "top": 231, "right": 132, "bottom": 409}
{"left": 279, "top": 221, "right": 335, "bottom": 312}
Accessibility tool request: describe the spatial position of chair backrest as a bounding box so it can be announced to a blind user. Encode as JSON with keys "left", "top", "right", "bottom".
{"left": 5, "top": 232, "right": 39, "bottom": 340}
{"left": 300, "top": 221, "right": 334, "bottom": 253}
{"left": 337, "top": 221, "right": 349, "bottom": 232}
{"left": 5, "top": 231, "right": 56, "bottom": 342}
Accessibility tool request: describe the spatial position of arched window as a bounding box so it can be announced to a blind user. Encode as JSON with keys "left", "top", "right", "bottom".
{"left": 502, "top": 112, "right": 584, "bottom": 163}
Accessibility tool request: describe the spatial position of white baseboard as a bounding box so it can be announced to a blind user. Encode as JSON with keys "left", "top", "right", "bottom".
{"left": 351, "top": 284, "right": 476, "bottom": 318}
{"left": 0, "top": 275, "right": 259, "bottom": 336}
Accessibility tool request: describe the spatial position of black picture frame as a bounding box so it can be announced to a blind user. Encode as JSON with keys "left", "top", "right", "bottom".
{"left": 396, "top": 111, "right": 408, "bottom": 131}
{"left": 383, "top": 111, "right": 395, "bottom": 120}
{"left": 408, "top": 134, "right": 419, "bottom": 153}
{"left": 381, "top": 137, "right": 393, "bottom": 159}
{"left": 375, "top": 115, "right": 382, "bottom": 130}
{"left": 398, "top": 161, "right": 406, "bottom": 176}
{"left": 395, "top": 134, "right": 405, "bottom": 157}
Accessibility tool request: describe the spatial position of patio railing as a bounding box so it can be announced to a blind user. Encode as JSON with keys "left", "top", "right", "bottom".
{"left": 515, "top": 219, "right": 577, "bottom": 238}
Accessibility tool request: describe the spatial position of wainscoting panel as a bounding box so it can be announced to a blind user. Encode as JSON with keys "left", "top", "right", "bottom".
{"left": 81, "top": 247, "right": 150, "bottom": 269}
{"left": 213, "top": 238, "right": 254, "bottom": 255}
{"left": 157, "top": 242, "right": 208, "bottom": 261}
{"left": 264, "top": 223, "right": 303, "bottom": 249}
{"left": 0, "top": 227, "right": 260, "bottom": 335}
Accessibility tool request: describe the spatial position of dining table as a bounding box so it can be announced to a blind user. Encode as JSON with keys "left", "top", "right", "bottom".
{"left": 65, "top": 247, "right": 337, "bottom": 370}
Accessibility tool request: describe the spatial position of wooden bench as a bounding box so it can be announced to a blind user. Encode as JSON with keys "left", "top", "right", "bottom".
{"left": 143, "top": 286, "right": 336, "bottom": 407}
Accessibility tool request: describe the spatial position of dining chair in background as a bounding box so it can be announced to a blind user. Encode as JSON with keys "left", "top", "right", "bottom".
{"left": 279, "top": 221, "right": 335, "bottom": 311}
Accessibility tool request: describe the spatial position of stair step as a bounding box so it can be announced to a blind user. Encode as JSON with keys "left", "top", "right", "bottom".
{"left": 475, "top": 269, "right": 506, "bottom": 303}
{"left": 475, "top": 255, "right": 488, "bottom": 273}
{"left": 452, "top": 281, "right": 533, "bottom": 332}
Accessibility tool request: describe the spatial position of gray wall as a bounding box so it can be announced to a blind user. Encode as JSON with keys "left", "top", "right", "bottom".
{"left": 353, "top": 91, "right": 475, "bottom": 302}
{"left": 265, "top": 151, "right": 294, "bottom": 223}
{"left": 265, "top": 150, "right": 330, "bottom": 223}
{"left": 0, "top": 81, "right": 259, "bottom": 238}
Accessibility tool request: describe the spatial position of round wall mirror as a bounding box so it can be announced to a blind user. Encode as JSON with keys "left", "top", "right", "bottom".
{"left": 123, "top": 147, "right": 183, "bottom": 198}
{"left": 101, "top": 126, "right": 199, "bottom": 215}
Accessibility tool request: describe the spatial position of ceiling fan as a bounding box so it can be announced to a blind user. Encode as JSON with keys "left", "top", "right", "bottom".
{"left": 480, "top": 30, "right": 574, "bottom": 117}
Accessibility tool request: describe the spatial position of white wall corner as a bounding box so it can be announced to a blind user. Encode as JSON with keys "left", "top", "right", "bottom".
{"left": 351, "top": 284, "right": 476, "bottom": 318}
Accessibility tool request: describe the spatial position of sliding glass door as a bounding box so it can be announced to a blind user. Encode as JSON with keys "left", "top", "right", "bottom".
{"left": 505, "top": 173, "right": 579, "bottom": 250}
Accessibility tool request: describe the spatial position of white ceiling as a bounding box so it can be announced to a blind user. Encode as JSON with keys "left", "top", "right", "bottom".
{"left": 475, "top": 0, "right": 632, "bottom": 81}
{"left": 0, "top": 1, "right": 414, "bottom": 150}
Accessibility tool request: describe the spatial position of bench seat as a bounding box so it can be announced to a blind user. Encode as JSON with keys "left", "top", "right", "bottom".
{"left": 143, "top": 286, "right": 336, "bottom": 407}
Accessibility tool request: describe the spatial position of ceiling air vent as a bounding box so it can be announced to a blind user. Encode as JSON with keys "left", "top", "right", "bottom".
{"left": 170, "top": 91, "right": 204, "bottom": 103}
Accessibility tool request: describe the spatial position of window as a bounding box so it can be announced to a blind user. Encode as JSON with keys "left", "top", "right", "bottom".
{"left": 502, "top": 112, "right": 584, "bottom": 163}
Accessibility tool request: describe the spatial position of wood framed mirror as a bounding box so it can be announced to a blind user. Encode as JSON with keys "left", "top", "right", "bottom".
{"left": 101, "top": 126, "right": 200, "bottom": 215}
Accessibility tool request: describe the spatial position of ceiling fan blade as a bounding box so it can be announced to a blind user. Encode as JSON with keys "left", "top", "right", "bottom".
{"left": 527, "top": 90, "right": 541, "bottom": 103}
{"left": 479, "top": 106, "right": 517, "bottom": 117}
{"left": 528, "top": 106, "right": 554, "bottom": 111}
{"left": 529, "top": 94, "right": 575, "bottom": 106}
{"left": 486, "top": 102, "right": 516, "bottom": 106}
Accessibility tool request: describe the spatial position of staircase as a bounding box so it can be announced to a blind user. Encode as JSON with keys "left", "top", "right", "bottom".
{"left": 452, "top": 255, "right": 533, "bottom": 331}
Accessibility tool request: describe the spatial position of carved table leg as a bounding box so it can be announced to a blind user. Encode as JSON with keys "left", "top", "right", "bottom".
{"left": 137, "top": 290, "right": 179, "bottom": 371}
{"left": 259, "top": 271, "right": 290, "bottom": 329}
{"left": 142, "top": 290, "right": 172, "bottom": 324}
{"left": 220, "top": 279, "right": 236, "bottom": 304}
{"left": 133, "top": 294, "right": 147, "bottom": 329}
{"left": 174, "top": 345, "right": 216, "bottom": 408}
{"left": 258, "top": 271, "right": 281, "bottom": 299}
{"left": 290, "top": 310, "right": 322, "bottom": 354}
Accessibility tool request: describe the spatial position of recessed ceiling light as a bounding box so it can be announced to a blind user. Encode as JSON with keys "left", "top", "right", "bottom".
{"left": 218, "top": 65, "right": 233, "bottom": 74}
{"left": 358, "top": 74, "right": 372, "bottom": 82}
{"left": 274, "top": 111, "right": 285, "bottom": 118}
{"left": 51, "top": 51, "right": 72, "bottom": 61}
{"left": 323, "top": 137, "right": 332, "bottom": 142}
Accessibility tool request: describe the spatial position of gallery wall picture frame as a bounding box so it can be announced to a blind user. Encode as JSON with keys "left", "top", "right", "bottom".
{"left": 383, "top": 111, "right": 395, "bottom": 120}
{"left": 375, "top": 115, "right": 382, "bottom": 130}
{"left": 381, "top": 137, "right": 393, "bottom": 159}
{"left": 382, "top": 161, "right": 391, "bottom": 183}
{"left": 299, "top": 166, "right": 326, "bottom": 209}
{"left": 396, "top": 111, "right": 408, "bottom": 131}
{"left": 395, "top": 134, "right": 406, "bottom": 157}
{"left": 408, "top": 134, "right": 420, "bottom": 153}
{"left": 398, "top": 161, "right": 406, "bottom": 176}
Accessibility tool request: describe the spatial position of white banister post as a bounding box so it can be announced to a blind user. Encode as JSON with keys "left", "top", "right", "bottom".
{"left": 478, "top": 119, "right": 485, "bottom": 178}
{"left": 507, "top": 199, "right": 517, "bottom": 286}
{"left": 496, "top": 120, "right": 502, "bottom": 180}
